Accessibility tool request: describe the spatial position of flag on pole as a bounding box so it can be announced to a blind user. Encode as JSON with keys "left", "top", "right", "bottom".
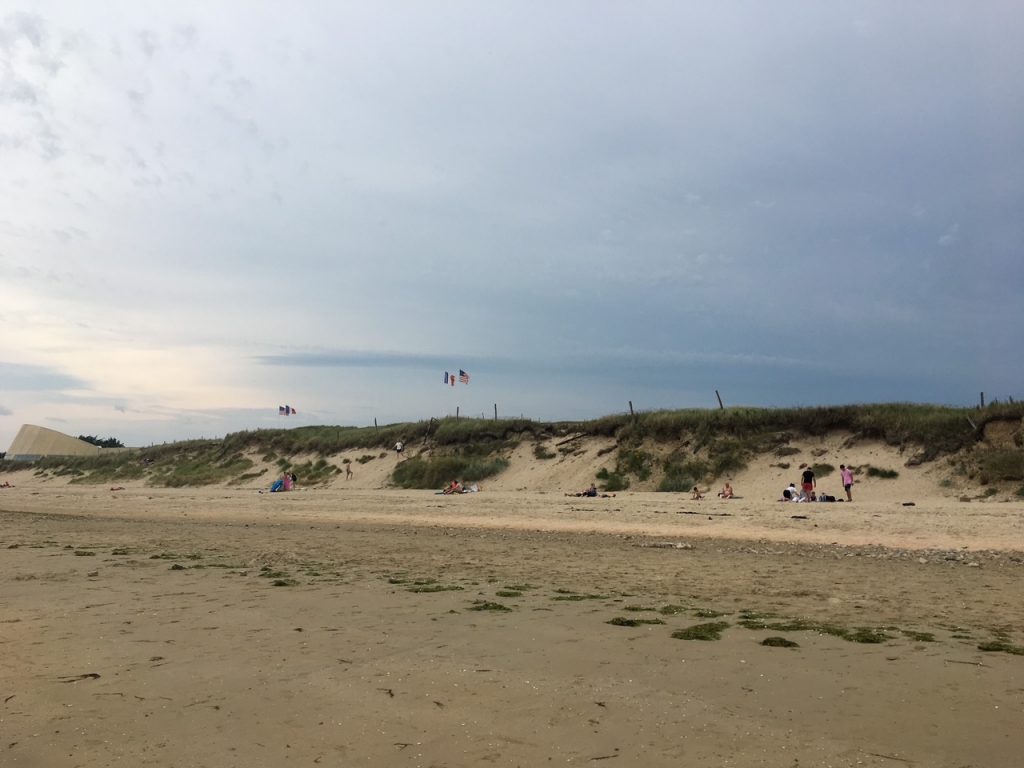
{"left": 459, "top": 369, "right": 470, "bottom": 384}
{"left": 279, "top": 405, "right": 296, "bottom": 415}
{"left": 444, "top": 371, "right": 449, "bottom": 384}
{"left": 450, "top": 374, "right": 455, "bottom": 387}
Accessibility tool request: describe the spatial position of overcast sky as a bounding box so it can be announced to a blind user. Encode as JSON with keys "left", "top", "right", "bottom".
{"left": 2, "top": 2, "right": 1023, "bottom": 449}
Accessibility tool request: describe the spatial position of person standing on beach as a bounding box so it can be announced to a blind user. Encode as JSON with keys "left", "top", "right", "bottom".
{"left": 840, "top": 464, "right": 854, "bottom": 501}
{"left": 801, "top": 466, "right": 815, "bottom": 501}
{"left": 394, "top": 440, "right": 404, "bottom": 459}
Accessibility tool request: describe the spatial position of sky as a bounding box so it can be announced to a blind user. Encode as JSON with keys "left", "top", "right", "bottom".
{"left": 2, "top": 2, "right": 1023, "bottom": 450}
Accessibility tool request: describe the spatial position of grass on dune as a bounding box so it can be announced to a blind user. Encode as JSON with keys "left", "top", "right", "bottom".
{"left": 5, "top": 402, "right": 1022, "bottom": 488}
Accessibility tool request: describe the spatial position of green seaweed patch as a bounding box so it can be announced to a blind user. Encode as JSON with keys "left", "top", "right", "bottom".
{"left": 74, "top": 550, "right": 96, "bottom": 557}
{"left": 607, "top": 617, "right": 666, "bottom": 627}
{"left": 551, "top": 593, "right": 608, "bottom": 601}
{"left": 469, "top": 601, "right": 511, "bottom": 612}
{"left": 657, "top": 604, "right": 688, "bottom": 615}
{"left": 843, "top": 627, "right": 892, "bottom": 644}
{"left": 495, "top": 590, "right": 522, "bottom": 598}
{"left": 739, "top": 609, "right": 778, "bottom": 621}
{"left": 407, "top": 584, "right": 463, "bottom": 593}
{"left": 169, "top": 563, "right": 187, "bottom": 571}
{"left": 986, "top": 624, "right": 1014, "bottom": 640}
{"left": 672, "top": 621, "right": 730, "bottom": 641}
{"left": 901, "top": 630, "right": 936, "bottom": 642}
{"left": 761, "top": 636, "right": 800, "bottom": 648}
{"left": 693, "top": 608, "right": 727, "bottom": 618}
{"left": 751, "top": 618, "right": 892, "bottom": 644}
{"left": 259, "top": 566, "right": 289, "bottom": 579}
{"left": 272, "top": 578, "right": 298, "bottom": 587}
{"left": 624, "top": 605, "right": 658, "bottom": 612}
{"left": 150, "top": 552, "right": 201, "bottom": 561}
{"left": 977, "top": 640, "right": 1024, "bottom": 655}
{"left": 110, "top": 548, "right": 131, "bottom": 556}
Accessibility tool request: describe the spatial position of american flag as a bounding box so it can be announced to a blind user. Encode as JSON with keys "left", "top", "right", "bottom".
{"left": 459, "top": 369, "right": 470, "bottom": 384}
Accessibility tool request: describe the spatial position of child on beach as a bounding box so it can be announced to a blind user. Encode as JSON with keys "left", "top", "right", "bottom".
{"left": 840, "top": 464, "right": 854, "bottom": 501}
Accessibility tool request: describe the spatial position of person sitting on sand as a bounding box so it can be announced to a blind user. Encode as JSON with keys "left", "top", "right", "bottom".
{"left": 691, "top": 486, "right": 704, "bottom": 500}
{"left": 442, "top": 479, "right": 463, "bottom": 495}
{"left": 0, "top": 481, "right": 13, "bottom": 488}
{"left": 717, "top": 482, "right": 734, "bottom": 499}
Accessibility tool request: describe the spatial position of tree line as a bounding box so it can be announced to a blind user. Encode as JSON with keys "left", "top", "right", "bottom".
{"left": 78, "top": 435, "right": 125, "bottom": 449}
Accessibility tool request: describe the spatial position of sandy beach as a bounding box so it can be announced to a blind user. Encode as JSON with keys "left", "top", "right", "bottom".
{"left": 2, "top": 476, "right": 1022, "bottom": 768}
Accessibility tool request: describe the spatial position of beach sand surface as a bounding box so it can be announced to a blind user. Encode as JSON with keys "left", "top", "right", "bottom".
{"left": 1, "top": 470, "right": 1023, "bottom": 767}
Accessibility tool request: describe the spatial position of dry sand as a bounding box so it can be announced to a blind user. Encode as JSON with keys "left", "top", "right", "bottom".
{"left": 2, "top": 457, "right": 1023, "bottom": 767}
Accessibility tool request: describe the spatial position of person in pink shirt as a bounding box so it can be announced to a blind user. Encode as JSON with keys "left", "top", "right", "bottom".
{"left": 840, "top": 464, "right": 854, "bottom": 501}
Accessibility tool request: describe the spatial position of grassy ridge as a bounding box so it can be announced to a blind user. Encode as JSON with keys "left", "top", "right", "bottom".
{"left": 3, "top": 403, "right": 1022, "bottom": 489}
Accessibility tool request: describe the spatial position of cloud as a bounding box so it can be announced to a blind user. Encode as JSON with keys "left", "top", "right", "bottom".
{"left": 0, "top": 3, "right": 1021, "bottom": 451}
{"left": 126, "top": 88, "right": 146, "bottom": 115}
{"left": 137, "top": 29, "right": 159, "bottom": 58}
{"left": 255, "top": 350, "right": 476, "bottom": 370}
{"left": 0, "top": 12, "right": 45, "bottom": 50}
{"left": 0, "top": 12, "right": 67, "bottom": 159}
{"left": 0, "top": 361, "right": 88, "bottom": 391}
{"left": 938, "top": 222, "right": 959, "bottom": 248}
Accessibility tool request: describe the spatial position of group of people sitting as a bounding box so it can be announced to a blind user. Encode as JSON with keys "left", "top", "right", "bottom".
{"left": 567, "top": 482, "right": 734, "bottom": 500}
{"left": 0, "top": 480, "right": 13, "bottom": 488}
{"left": 690, "top": 482, "right": 735, "bottom": 500}
{"left": 268, "top": 472, "right": 298, "bottom": 493}
{"left": 779, "top": 483, "right": 838, "bottom": 502}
